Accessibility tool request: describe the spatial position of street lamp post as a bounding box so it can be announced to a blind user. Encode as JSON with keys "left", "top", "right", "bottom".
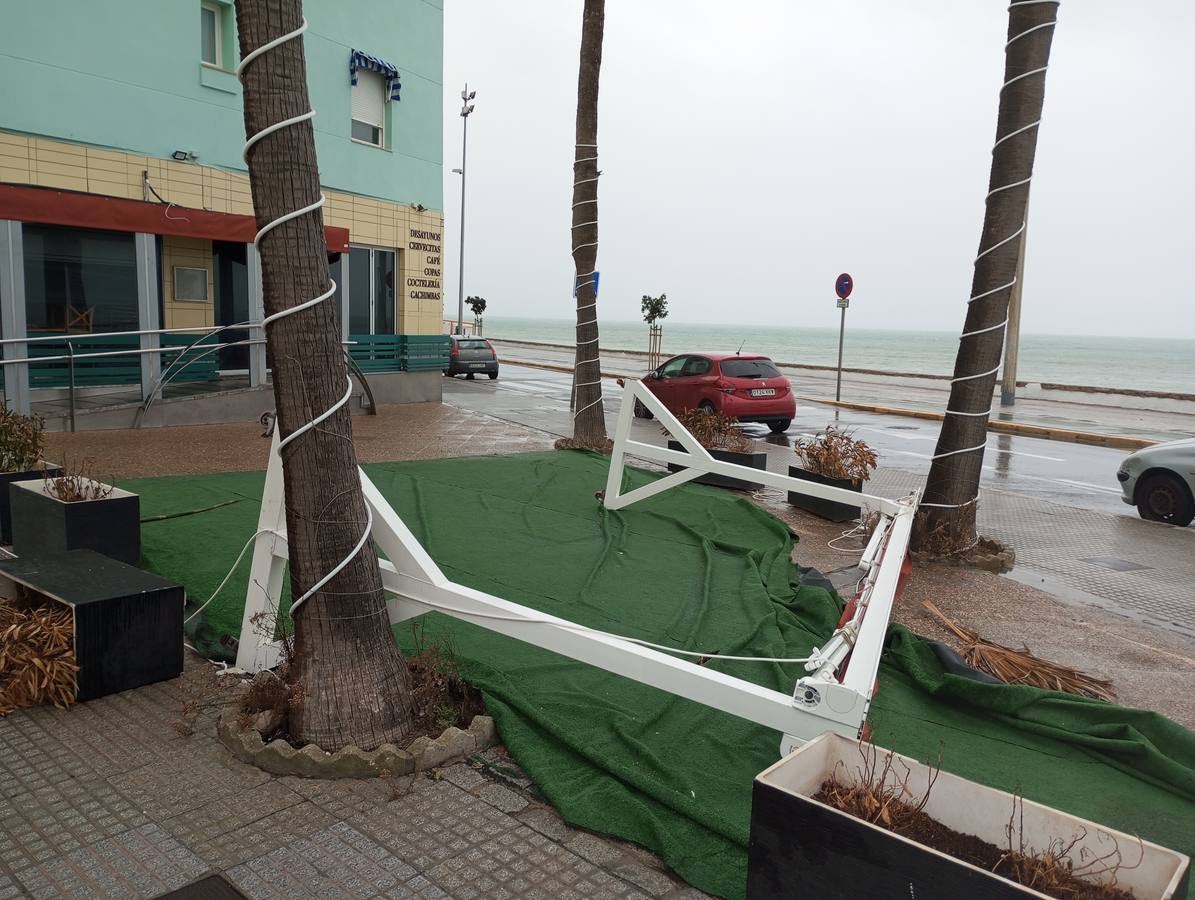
{"left": 454, "top": 84, "right": 475, "bottom": 335}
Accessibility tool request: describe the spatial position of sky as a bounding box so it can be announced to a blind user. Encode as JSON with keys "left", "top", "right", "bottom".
{"left": 439, "top": 1, "right": 1195, "bottom": 339}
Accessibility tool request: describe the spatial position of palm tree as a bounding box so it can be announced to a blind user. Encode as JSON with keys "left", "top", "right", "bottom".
{"left": 913, "top": 1, "right": 1059, "bottom": 554}
{"left": 568, "top": 0, "right": 607, "bottom": 448}
{"left": 236, "top": 0, "right": 415, "bottom": 750}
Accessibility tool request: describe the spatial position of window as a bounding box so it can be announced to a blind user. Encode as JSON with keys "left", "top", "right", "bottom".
{"left": 347, "top": 246, "right": 397, "bottom": 333}
{"left": 351, "top": 70, "right": 386, "bottom": 147}
{"left": 720, "top": 358, "right": 781, "bottom": 379}
{"left": 682, "top": 357, "right": 712, "bottom": 376}
{"left": 174, "top": 267, "right": 209, "bottom": 302}
{"left": 201, "top": 3, "right": 222, "bottom": 68}
{"left": 22, "top": 225, "right": 139, "bottom": 333}
{"left": 658, "top": 357, "right": 688, "bottom": 378}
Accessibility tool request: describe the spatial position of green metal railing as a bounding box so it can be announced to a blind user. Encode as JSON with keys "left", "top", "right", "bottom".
{"left": 16, "top": 333, "right": 220, "bottom": 389}
{"left": 348, "top": 334, "right": 451, "bottom": 373}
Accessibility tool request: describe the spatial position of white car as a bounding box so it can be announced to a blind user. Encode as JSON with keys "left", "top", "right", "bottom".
{"left": 1117, "top": 437, "right": 1195, "bottom": 526}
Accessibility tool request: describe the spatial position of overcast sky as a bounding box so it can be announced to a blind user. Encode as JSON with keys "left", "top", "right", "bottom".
{"left": 440, "top": 1, "right": 1194, "bottom": 339}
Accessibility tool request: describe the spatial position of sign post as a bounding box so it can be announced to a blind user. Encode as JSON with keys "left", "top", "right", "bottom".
{"left": 834, "top": 273, "right": 853, "bottom": 402}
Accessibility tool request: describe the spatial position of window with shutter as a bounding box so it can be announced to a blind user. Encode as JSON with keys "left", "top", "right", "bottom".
{"left": 351, "top": 71, "right": 385, "bottom": 147}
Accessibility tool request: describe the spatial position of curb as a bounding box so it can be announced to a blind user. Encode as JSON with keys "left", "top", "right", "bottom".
{"left": 800, "top": 397, "right": 1156, "bottom": 450}
{"left": 217, "top": 700, "right": 498, "bottom": 778}
{"left": 500, "top": 358, "right": 1156, "bottom": 450}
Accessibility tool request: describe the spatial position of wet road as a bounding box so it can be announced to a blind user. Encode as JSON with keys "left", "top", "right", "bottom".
{"left": 443, "top": 364, "right": 1140, "bottom": 520}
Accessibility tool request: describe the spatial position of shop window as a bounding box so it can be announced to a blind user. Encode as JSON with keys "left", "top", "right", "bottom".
{"left": 351, "top": 71, "right": 386, "bottom": 147}
{"left": 347, "top": 246, "right": 397, "bottom": 334}
{"left": 22, "top": 225, "right": 139, "bottom": 334}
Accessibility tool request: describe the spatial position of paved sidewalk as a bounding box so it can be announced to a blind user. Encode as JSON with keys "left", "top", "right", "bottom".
{"left": 0, "top": 661, "right": 706, "bottom": 899}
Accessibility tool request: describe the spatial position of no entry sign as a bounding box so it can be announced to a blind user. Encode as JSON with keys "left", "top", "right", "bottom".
{"left": 835, "top": 273, "right": 853, "bottom": 300}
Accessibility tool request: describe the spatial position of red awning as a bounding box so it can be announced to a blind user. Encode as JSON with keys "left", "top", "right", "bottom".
{"left": 0, "top": 183, "right": 350, "bottom": 253}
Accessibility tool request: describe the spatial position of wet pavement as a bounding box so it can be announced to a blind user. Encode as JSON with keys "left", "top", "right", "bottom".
{"left": 444, "top": 364, "right": 1195, "bottom": 639}
{"left": 489, "top": 339, "right": 1195, "bottom": 444}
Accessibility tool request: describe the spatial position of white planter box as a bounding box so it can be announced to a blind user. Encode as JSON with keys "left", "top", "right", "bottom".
{"left": 748, "top": 732, "right": 1189, "bottom": 900}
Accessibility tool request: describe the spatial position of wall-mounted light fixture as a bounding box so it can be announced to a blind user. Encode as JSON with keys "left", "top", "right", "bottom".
{"left": 170, "top": 150, "right": 198, "bottom": 162}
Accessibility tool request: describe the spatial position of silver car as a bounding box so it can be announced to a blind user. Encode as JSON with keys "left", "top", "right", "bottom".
{"left": 1117, "top": 437, "right": 1195, "bottom": 526}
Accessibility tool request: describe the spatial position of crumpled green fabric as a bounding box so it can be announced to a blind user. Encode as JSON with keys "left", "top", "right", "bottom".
{"left": 129, "top": 451, "right": 1195, "bottom": 900}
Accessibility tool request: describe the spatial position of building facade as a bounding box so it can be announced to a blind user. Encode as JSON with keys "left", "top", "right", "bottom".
{"left": 0, "top": 0, "right": 445, "bottom": 421}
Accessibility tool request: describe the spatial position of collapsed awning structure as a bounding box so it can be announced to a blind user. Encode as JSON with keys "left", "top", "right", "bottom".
{"left": 237, "top": 381, "right": 918, "bottom": 754}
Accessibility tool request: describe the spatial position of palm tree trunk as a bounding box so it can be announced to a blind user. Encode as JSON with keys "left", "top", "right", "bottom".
{"left": 913, "top": 1, "right": 1059, "bottom": 553}
{"left": 569, "top": 0, "right": 607, "bottom": 447}
{"left": 236, "top": 0, "right": 414, "bottom": 750}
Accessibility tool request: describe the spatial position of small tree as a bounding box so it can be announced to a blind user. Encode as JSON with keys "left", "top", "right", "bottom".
{"left": 641, "top": 293, "right": 667, "bottom": 371}
{"left": 466, "top": 296, "right": 486, "bottom": 335}
{"left": 640, "top": 293, "right": 667, "bottom": 325}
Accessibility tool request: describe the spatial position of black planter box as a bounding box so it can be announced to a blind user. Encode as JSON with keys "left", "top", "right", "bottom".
{"left": 787, "top": 465, "right": 863, "bottom": 522}
{"left": 0, "top": 464, "right": 62, "bottom": 545}
{"left": 747, "top": 732, "right": 1189, "bottom": 900}
{"left": 0, "top": 549, "right": 183, "bottom": 701}
{"left": 667, "top": 440, "right": 767, "bottom": 491}
{"left": 10, "top": 479, "right": 141, "bottom": 566}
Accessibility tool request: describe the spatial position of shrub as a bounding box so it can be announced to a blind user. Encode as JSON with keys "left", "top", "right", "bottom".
{"left": 0, "top": 408, "right": 45, "bottom": 473}
{"left": 793, "top": 427, "right": 877, "bottom": 482}
{"left": 664, "top": 408, "right": 750, "bottom": 454}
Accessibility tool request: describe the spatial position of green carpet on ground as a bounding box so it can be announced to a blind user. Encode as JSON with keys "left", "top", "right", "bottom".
{"left": 130, "top": 451, "right": 1195, "bottom": 900}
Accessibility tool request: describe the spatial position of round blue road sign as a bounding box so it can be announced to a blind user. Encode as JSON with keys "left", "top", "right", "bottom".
{"left": 835, "top": 273, "right": 853, "bottom": 300}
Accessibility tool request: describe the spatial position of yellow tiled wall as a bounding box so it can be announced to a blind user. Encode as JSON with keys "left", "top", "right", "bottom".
{"left": 0, "top": 131, "right": 445, "bottom": 335}
{"left": 161, "top": 237, "right": 215, "bottom": 330}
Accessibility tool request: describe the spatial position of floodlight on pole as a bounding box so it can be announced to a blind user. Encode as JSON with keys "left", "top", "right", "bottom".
{"left": 454, "top": 83, "right": 475, "bottom": 336}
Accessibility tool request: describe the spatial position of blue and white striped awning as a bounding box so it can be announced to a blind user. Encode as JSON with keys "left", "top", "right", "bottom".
{"left": 350, "top": 50, "right": 401, "bottom": 102}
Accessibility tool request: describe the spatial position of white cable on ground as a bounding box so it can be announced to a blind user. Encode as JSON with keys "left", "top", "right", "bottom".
{"left": 927, "top": 1, "right": 1057, "bottom": 511}
{"left": 571, "top": 143, "right": 603, "bottom": 419}
{"left": 236, "top": 17, "right": 369, "bottom": 617}
{"left": 828, "top": 522, "right": 870, "bottom": 553}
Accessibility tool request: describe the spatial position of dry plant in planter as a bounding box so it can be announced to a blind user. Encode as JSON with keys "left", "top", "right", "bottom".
{"left": 0, "top": 592, "right": 79, "bottom": 716}
{"left": 664, "top": 408, "right": 751, "bottom": 454}
{"left": 793, "top": 427, "right": 878, "bottom": 483}
{"left": 42, "top": 457, "right": 116, "bottom": 502}
{"left": 814, "top": 743, "right": 1139, "bottom": 900}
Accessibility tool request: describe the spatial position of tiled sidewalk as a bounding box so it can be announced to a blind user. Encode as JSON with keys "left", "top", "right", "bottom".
{"left": 0, "top": 662, "right": 706, "bottom": 899}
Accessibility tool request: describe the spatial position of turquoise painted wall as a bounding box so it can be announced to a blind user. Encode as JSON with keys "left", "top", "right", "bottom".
{"left": 0, "top": 0, "right": 443, "bottom": 209}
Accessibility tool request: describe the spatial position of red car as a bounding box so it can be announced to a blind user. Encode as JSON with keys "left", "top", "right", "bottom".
{"left": 626, "top": 352, "right": 795, "bottom": 434}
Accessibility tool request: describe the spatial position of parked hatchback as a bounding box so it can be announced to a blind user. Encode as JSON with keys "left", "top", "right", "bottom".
{"left": 445, "top": 336, "right": 498, "bottom": 379}
{"left": 1117, "top": 437, "right": 1195, "bottom": 526}
{"left": 625, "top": 352, "right": 794, "bottom": 433}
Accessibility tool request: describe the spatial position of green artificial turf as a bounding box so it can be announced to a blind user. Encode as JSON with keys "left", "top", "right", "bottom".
{"left": 130, "top": 451, "right": 1195, "bottom": 899}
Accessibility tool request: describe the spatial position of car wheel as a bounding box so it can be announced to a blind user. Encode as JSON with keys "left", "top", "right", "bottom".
{"left": 1136, "top": 472, "right": 1195, "bottom": 526}
{"left": 633, "top": 399, "right": 653, "bottom": 419}
{"left": 768, "top": 419, "right": 791, "bottom": 434}
{"left": 443, "top": 370, "right": 452, "bottom": 377}
{"left": 488, "top": 372, "right": 498, "bottom": 380}
{"left": 466, "top": 372, "right": 475, "bottom": 380}
{"left": 699, "top": 401, "right": 716, "bottom": 414}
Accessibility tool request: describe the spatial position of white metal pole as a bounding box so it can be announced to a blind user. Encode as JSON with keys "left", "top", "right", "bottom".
{"left": 835, "top": 304, "right": 846, "bottom": 403}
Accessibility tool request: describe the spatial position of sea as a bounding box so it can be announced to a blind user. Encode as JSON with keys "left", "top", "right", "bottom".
{"left": 483, "top": 316, "right": 1195, "bottom": 395}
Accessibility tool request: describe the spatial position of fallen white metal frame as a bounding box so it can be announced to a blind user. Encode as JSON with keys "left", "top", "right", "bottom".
{"left": 238, "top": 382, "right": 918, "bottom": 754}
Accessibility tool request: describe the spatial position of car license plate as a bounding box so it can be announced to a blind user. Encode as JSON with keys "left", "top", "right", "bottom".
{"left": 751, "top": 388, "right": 776, "bottom": 397}
{"left": 470, "top": 363, "right": 487, "bottom": 368}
